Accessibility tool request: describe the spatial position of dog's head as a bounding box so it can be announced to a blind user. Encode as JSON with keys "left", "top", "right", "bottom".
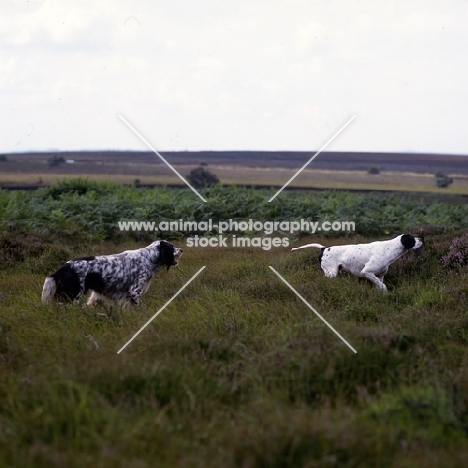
{"left": 157, "top": 240, "right": 183, "bottom": 270}
{"left": 401, "top": 234, "right": 423, "bottom": 250}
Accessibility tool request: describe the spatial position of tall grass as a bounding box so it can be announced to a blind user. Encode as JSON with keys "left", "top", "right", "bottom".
{"left": 0, "top": 181, "right": 467, "bottom": 466}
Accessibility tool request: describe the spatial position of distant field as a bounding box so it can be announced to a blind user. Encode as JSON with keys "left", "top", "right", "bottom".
{"left": 210, "top": 166, "right": 468, "bottom": 194}
{"left": 1, "top": 164, "right": 468, "bottom": 195}
{"left": 1, "top": 151, "right": 468, "bottom": 195}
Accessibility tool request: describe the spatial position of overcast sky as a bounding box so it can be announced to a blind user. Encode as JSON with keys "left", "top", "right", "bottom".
{"left": 2, "top": 1, "right": 468, "bottom": 155}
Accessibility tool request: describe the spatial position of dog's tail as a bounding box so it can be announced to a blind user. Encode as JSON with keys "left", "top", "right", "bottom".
{"left": 291, "top": 243, "right": 326, "bottom": 251}
{"left": 42, "top": 276, "right": 57, "bottom": 303}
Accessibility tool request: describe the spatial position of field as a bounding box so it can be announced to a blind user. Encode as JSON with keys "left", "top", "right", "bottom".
{"left": 2, "top": 151, "right": 468, "bottom": 196}
{"left": 1, "top": 182, "right": 468, "bottom": 466}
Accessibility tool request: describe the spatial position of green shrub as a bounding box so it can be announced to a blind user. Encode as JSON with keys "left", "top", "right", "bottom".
{"left": 0, "top": 180, "right": 467, "bottom": 241}
{"left": 47, "top": 154, "right": 65, "bottom": 167}
{"left": 435, "top": 172, "right": 453, "bottom": 188}
{"left": 186, "top": 166, "right": 220, "bottom": 187}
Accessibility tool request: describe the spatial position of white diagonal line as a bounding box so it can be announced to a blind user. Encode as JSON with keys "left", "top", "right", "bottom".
{"left": 117, "top": 266, "right": 206, "bottom": 354}
{"left": 118, "top": 114, "right": 208, "bottom": 203}
{"left": 268, "top": 266, "right": 357, "bottom": 353}
{"left": 268, "top": 115, "right": 356, "bottom": 202}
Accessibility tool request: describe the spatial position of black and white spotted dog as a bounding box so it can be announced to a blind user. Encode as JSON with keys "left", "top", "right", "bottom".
{"left": 291, "top": 234, "right": 423, "bottom": 292}
{"left": 42, "top": 240, "right": 183, "bottom": 306}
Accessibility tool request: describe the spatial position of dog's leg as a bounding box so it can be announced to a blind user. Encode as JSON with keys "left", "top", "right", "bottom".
{"left": 70, "top": 275, "right": 88, "bottom": 304}
{"left": 361, "top": 272, "right": 388, "bottom": 292}
{"left": 323, "top": 268, "right": 340, "bottom": 278}
{"left": 73, "top": 289, "right": 85, "bottom": 304}
{"left": 377, "top": 266, "right": 388, "bottom": 283}
{"left": 126, "top": 274, "right": 152, "bottom": 306}
{"left": 321, "top": 258, "right": 340, "bottom": 278}
{"left": 126, "top": 284, "right": 143, "bottom": 306}
{"left": 86, "top": 291, "right": 104, "bottom": 307}
{"left": 128, "top": 292, "right": 142, "bottom": 306}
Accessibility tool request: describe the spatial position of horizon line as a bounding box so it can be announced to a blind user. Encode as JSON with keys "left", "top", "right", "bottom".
{"left": 3, "top": 149, "right": 468, "bottom": 157}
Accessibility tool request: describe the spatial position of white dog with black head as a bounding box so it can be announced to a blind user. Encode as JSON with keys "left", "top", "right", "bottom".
{"left": 291, "top": 234, "right": 423, "bottom": 292}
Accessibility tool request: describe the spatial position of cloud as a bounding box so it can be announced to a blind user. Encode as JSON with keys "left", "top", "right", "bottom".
{"left": 1, "top": 0, "right": 467, "bottom": 153}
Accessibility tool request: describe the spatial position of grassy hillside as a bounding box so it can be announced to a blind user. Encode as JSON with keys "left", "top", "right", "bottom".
{"left": 0, "top": 182, "right": 468, "bottom": 466}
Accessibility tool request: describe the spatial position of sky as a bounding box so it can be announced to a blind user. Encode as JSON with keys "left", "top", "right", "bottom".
{"left": 2, "top": 0, "right": 468, "bottom": 155}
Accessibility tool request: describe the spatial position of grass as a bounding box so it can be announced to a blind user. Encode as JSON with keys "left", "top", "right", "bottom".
{"left": 1, "top": 230, "right": 468, "bottom": 467}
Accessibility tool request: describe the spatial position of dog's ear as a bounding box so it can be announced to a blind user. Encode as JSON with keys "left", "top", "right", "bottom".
{"left": 401, "top": 234, "right": 416, "bottom": 249}
{"left": 158, "top": 240, "right": 175, "bottom": 270}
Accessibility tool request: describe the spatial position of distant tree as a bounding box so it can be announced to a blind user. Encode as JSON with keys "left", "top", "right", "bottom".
{"left": 435, "top": 172, "right": 453, "bottom": 188}
{"left": 186, "top": 166, "right": 219, "bottom": 188}
{"left": 48, "top": 155, "right": 65, "bottom": 167}
{"left": 367, "top": 166, "right": 380, "bottom": 175}
{"left": 0, "top": 155, "right": 7, "bottom": 162}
